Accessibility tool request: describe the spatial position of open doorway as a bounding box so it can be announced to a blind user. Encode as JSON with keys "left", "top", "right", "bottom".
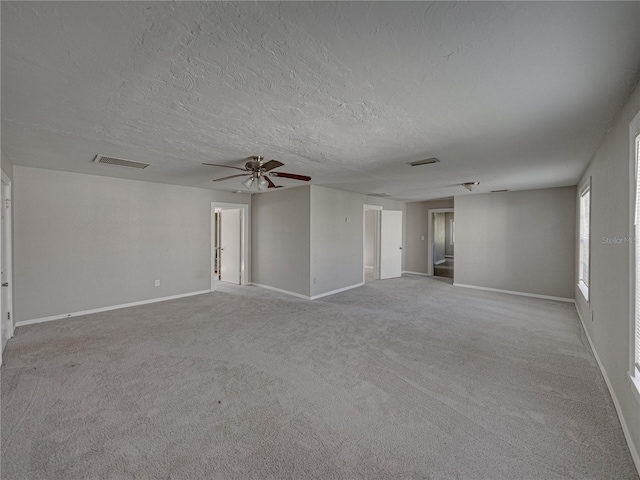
{"left": 1, "top": 172, "right": 13, "bottom": 360}
{"left": 363, "top": 205, "right": 382, "bottom": 283}
{"left": 428, "top": 208, "right": 454, "bottom": 281}
{"left": 211, "top": 202, "right": 250, "bottom": 290}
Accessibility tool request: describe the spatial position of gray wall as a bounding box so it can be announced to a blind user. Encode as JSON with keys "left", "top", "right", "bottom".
{"left": 575, "top": 81, "right": 640, "bottom": 464}
{"left": 433, "top": 213, "right": 446, "bottom": 263}
{"left": 405, "top": 199, "right": 454, "bottom": 274}
{"left": 14, "top": 166, "right": 250, "bottom": 322}
{"left": 364, "top": 209, "right": 375, "bottom": 267}
{"left": 310, "top": 186, "right": 365, "bottom": 297}
{"left": 445, "top": 212, "right": 454, "bottom": 256}
{"left": 252, "top": 186, "right": 311, "bottom": 297}
{"left": 455, "top": 187, "right": 576, "bottom": 299}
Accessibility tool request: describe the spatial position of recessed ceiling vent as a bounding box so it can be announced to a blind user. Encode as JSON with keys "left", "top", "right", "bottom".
{"left": 368, "top": 193, "right": 391, "bottom": 198}
{"left": 407, "top": 158, "right": 439, "bottom": 167}
{"left": 94, "top": 155, "right": 150, "bottom": 169}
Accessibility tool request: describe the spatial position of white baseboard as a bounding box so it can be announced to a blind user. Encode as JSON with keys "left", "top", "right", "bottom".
{"left": 250, "top": 283, "right": 310, "bottom": 300}
{"left": 251, "top": 282, "right": 364, "bottom": 300}
{"left": 15, "top": 290, "right": 212, "bottom": 327}
{"left": 402, "top": 271, "right": 430, "bottom": 277}
{"left": 310, "top": 283, "right": 363, "bottom": 300}
{"left": 575, "top": 305, "right": 640, "bottom": 475}
{"left": 434, "top": 259, "right": 446, "bottom": 265}
{"left": 452, "top": 283, "right": 574, "bottom": 303}
{"left": 445, "top": 255, "right": 454, "bottom": 258}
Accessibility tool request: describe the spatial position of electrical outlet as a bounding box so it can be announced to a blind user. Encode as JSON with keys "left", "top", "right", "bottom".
{"left": 421, "top": 236, "right": 425, "bottom": 241}
{"left": 155, "top": 280, "right": 160, "bottom": 287}
{"left": 313, "top": 277, "right": 317, "bottom": 284}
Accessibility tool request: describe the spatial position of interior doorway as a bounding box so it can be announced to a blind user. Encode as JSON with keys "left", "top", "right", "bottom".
{"left": 211, "top": 202, "right": 249, "bottom": 290}
{"left": 428, "top": 208, "right": 454, "bottom": 280}
{"left": 1, "top": 172, "right": 13, "bottom": 359}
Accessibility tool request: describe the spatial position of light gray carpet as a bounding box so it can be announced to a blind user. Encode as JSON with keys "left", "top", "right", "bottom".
{"left": 2, "top": 275, "right": 638, "bottom": 479}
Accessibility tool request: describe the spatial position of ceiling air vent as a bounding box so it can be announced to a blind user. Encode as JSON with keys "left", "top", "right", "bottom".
{"left": 94, "top": 155, "right": 150, "bottom": 169}
{"left": 407, "top": 158, "right": 439, "bottom": 167}
{"left": 368, "top": 193, "right": 391, "bottom": 198}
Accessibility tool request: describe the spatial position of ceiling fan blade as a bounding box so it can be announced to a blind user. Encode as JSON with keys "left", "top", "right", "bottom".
{"left": 270, "top": 172, "right": 311, "bottom": 182}
{"left": 212, "top": 173, "right": 251, "bottom": 182}
{"left": 261, "top": 159, "right": 284, "bottom": 172}
{"left": 264, "top": 176, "right": 282, "bottom": 189}
{"left": 203, "top": 163, "right": 247, "bottom": 172}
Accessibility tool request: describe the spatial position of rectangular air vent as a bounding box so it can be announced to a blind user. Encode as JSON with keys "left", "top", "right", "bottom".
{"left": 407, "top": 158, "right": 439, "bottom": 167}
{"left": 368, "top": 193, "right": 391, "bottom": 198}
{"left": 491, "top": 189, "right": 509, "bottom": 193}
{"left": 94, "top": 155, "right": 150, "bottom": 169}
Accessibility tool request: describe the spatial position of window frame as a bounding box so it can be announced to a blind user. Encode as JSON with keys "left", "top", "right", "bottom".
{"left": 629, "top": 109, "right": 640, "bottom": 401}
{"left": 578, "top": 179, "right": 591, "bottom": 302}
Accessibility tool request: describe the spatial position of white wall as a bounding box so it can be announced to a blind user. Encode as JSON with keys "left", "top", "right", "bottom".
{"left": 13, "top": 166, "right": 250, "bottom": 322}
{"left": 251, "top": 186, "right": 311, "bottom": 297}
{"left": 405, "top": 199, "right": 454, "bottom": 274}
{"left": 455, "top": 187, "right": 576, "bottom": 299}
{"left": 575, "top": 81, "right": 640, "bottom": 470}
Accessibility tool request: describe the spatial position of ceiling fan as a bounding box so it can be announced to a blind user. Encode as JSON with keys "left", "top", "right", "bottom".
{"left": 204, "top": 156, "right": 311, "bottom": 191}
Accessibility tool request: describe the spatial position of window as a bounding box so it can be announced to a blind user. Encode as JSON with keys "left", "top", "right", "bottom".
{"left": 450, "top": 220, "right": 455, "bottom": 245}
{"left": 578, "top": 182, "right": 591, "bottom": 301}
{"left": 633, "top": 118, "right": 640, "bottom": 388}
{"left": 631, "top": 109, "right": 640, "bottom": 398}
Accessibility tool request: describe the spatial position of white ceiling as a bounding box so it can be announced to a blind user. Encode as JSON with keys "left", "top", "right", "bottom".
{"left": 2, "top": 1, "right": 639, "bottom": 201}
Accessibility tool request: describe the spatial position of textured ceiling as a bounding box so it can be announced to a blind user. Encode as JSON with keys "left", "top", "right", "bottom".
{"left": 2, "top": 1, "right": 640, "bottom": 201}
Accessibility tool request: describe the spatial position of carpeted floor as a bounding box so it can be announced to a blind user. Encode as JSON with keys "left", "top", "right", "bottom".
{"left": 2, "top": 275, "right": 638, "bottom": 479}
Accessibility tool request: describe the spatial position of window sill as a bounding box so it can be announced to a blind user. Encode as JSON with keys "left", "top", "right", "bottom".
{"left": 577, "top": 281, "right": 589, "bottom": 302}
{"left": 629, "top": 368, "right": 640, "bottom": 405}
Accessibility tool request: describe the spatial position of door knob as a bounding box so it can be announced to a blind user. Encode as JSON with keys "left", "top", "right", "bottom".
{"left": 1, "top": 283, "right": 8, "bottom": 287}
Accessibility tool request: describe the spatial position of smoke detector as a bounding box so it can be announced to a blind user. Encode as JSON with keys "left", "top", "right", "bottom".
{"left": 462, "top": 182, "right": 480, "bottom": 191}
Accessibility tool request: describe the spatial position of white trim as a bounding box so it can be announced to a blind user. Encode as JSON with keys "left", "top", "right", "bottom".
{"left": 310, "top": 283, "right": 363, "bottom": 300}
{"left": 15, "top": 290, "right": 211, "bottom": 327}
{"left": 427, "top": 208, "right": 454, "bottom": 276}
{"left": 402, "top": 270, "right": 430, "bottom": 277}
{"left": 575, "top": 305, "right": 640, "bottom": 475}
{"left": 445, "top": 255, "right": 454, "bottom": 258}
{"left": 434, "top": 259, "right": 446, "bottom": 265}
{"left": 453, "top": 283, "right": 574, "bottom": 303}
{"left": 250, "top": 282, "right": 310, "bottom": 300}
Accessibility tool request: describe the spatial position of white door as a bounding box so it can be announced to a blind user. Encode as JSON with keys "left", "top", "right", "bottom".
{"left": 380, "top": 210, "right": 403, "bottom": 279}
{"left": 1, "top": 179, "right": 12, "bottom": 353}
{"left": 220, "top": 208, "right": 241, "bottom": 285}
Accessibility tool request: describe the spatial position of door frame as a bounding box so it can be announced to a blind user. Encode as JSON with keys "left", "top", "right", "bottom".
{"left": 363, "top": 205, "right": 382, "bottom": 283}
{"left": 211, "top": 202, "right": 250, "bottom": 291}
{"left": 1, "top": 171, "right": 13, "bottom": 359}
{"left": 427, "top": 208, "right": 454, "bottom": 276}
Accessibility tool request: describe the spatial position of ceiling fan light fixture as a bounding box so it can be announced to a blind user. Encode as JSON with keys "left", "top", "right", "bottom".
{"left": 257, "top": 176, "right": 268, "bottom": 191}
{"left": 462, "top": 182, "right": 480, "bottom": 191}
{"left": 242, "top": 176, "right": 255, "bottom": 189}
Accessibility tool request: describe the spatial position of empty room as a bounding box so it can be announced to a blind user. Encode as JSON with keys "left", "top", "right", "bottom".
{"left": 2, "top": 2, "right": 640, "bottom": 479}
